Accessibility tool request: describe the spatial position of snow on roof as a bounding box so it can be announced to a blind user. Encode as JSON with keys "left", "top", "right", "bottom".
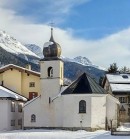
{"left": 106, "top": 74, "right": 130, "bottom": 83}
{"left": 110, "top": 84, "right": 130, "bottom": 92}
{"left": 0, "top": 86, "right": 27, "bottom": 101}
{"left": 0, "top": 64, "right": 40, "bottom": 77}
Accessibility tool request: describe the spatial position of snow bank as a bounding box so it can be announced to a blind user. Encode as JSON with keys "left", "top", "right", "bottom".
{"left": 0, "top": 129, "right": 129, "bottom": 139}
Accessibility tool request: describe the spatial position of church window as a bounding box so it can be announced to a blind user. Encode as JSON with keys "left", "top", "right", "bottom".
{"left": 48, "top": 67, "right": 53, "bottom": 77}
{"left": 79, "top": 100, "right": 86, "bottom": 113}
{"left": 31, "top": 114, "right": 36, "bottom": 122}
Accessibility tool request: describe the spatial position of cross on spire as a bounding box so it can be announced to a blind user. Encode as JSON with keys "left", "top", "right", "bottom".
{"left": 49, "top": 21, "right": 55, "bottom": 28}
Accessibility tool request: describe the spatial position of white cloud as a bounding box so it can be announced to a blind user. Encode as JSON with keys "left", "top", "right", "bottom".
{"left": 0, "top": 3, "right": 130, "bottom": 69}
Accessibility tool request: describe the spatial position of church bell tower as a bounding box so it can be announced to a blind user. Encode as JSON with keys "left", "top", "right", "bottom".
{"left": 40, "top": 27, "right": 64, "bottom": 101}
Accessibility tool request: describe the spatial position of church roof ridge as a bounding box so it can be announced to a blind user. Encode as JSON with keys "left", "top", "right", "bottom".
{"left": 61, "top": 72, "right": 107, "bottom": 95}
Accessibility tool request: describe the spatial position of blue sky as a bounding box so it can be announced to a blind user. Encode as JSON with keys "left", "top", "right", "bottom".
{"left": 2, "top": 0, "right": 130, "bottom": 39}
{"left": 1, "top": 0, "right": 130, "bottom": 68}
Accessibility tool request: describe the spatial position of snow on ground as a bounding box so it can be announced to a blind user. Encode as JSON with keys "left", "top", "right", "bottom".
{"left": 0, "top": 129, "right": 130, "bottom": 139}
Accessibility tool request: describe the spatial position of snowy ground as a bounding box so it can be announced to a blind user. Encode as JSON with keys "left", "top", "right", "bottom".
{"left": 0, "top": 129, "right": 130, "bottom": 139}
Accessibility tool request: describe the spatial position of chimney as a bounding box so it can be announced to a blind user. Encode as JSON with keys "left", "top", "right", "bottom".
{"left": 25, "top": 64, "right": 31, "bottom": 70}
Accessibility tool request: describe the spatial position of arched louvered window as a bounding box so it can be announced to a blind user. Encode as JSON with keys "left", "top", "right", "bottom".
{"left": 79, "top": 100, "right": 86, "bottom": 113}
{"left": 31, "top": 114, "right": 36, "bottom": 122}
{"left": 48, "top": 67, "right": 53, "bottom": 77}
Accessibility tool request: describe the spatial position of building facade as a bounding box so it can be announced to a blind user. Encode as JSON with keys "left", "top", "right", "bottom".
{"left": 0, "top": 64, "right": 40, "bottom": 99}
{"left": 102, "top": 73, "right": 130, "bottom": 122}
{"left": 0, "top": 86, "right": 27, "bottom": 131}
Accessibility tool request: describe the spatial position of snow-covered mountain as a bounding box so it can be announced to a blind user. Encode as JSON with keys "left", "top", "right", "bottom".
{"left": 62, "top": 56, "right": 106, "bottom": 71}
{"left": 24, "top": 43, "right": 106, "bottom": 71}
{"left": 25, "top": 44, "right": 43, "bottom": 58}
{"left": 0, "top": 31, "right": 39, "bottom": 58}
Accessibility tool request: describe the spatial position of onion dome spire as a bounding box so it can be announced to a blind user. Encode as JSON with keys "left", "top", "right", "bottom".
{"left": 43, "top": 27, "right": 61, "bottom": 59}
{"left": 49, "top": 27, "right": 55, "bottom": 42}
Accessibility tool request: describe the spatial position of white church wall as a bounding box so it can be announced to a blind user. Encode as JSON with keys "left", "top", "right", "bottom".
{"left": 62, "top": 95, "right": 92, "bottom": 128}
{"left": 23, "top": 97, "right": 43, "bottom": 128}
{"left": 41, "top": 79, "right": 62, "bottom": 99}
{"left": 106, "top": 95, "right": 119, "bottom": 128}
{"left": 91, "top": 95, "right": 106, "bottom": 129}
{"left": 40, "top": 60, "right": 63, "bottom": 83}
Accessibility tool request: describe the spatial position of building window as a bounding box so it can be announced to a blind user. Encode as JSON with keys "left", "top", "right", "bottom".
{"left": 79, "top": 100, "right": 86, "bottom": 113}
{"left": 1, "top": 81, "right": 4, "bottom": 86}
{"left": 106, "top": 85, "right": 109, "bottom": 91}
{"left": 18, "top": 103, "right": 23, "bottom": 112}
{"left": 48, "top": 67, "right": 53, "bottom": 77}
{"left": 128, "top": 96, "right": 130, "bottom": 103}
{"left": 11, "top": 120, "right": 15, "bottom": 126}
{"left": 29, "top": 92, "right": 38, "bottom": 100}
{"left": 128, "top": 108, "right": 130, "bottom": 116}
{"left": 61, "top": 67, "right": 63, "bottom": 79}
{"left": 31, "top": 114, "right": 36, "bottom": 122}
{"left": 18, "top": 119, "right": 22, "bottom": 125}
{"left": 119, "top": 97, "right": 127, "bottom": 103}
{"left": 11, "top": 101, "right": 15, "bottom": 112}
{"left": 29, "top": 82, "right": 35, "bottom": 87}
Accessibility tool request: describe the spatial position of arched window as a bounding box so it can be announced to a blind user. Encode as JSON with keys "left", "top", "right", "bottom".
{"left": 79, "top": 100, "right": 86, "bottom": 113}
{"left": 48, "top": 67, "right": 53, "bottom": 77}
{"left": 31, "top": 114, "right": 36, "bottom": 122}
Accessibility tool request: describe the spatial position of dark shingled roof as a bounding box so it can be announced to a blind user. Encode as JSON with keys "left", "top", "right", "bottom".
{"left": 61, "top": 73, "right": 107, "bottom": 95}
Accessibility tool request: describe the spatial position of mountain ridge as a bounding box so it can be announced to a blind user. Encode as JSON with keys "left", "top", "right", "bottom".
{"left": 0, "top": 31, "right": 105, "bottom": 83}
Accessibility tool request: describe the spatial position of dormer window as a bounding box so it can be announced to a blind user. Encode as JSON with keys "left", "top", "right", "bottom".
{"left": 48, "top": 67, "right": 53, "bottom": 77}
{"left": 122, "top": 75, "right": 128, "bottom": 79}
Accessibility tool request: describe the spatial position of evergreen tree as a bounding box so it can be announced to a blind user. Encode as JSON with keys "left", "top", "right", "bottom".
{"left": 120, "top": 66, "right": 130, "bottom": 73}
{"left": 108, "top": 63, "right": 118, "bottom": 73}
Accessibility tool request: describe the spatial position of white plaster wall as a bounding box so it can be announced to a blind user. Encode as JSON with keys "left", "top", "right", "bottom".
{"left": 40, "top": 60, "right": 63, "bottom": 81}
{"left": 91, "top": 95, "right": 106, "bottom": 128}
{"left": 106, "top": 95, "right": 118, "bottom": 127}
{"left": 23, "top": 97, "right": 43, "bottom": 127}
{"left": 7, "top": 100, "right": 24, "bottom": 130}
{"left": 0, "top": 100, "right": 8, "bottom": 131}
{"left": 62, "top": 95, "right": 91, "bottom": 128}
{"left": 41, "top": 79, "right": 62, "bottom": 100}
{"left": 0, "top": 99, "right": 24, "bottom": 131}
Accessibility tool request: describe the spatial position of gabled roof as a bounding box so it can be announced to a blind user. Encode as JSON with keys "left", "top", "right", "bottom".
{"left": 106, "top": 74, "right": 130, "bottom": 84}
{"left": 120, "top": 105, "right": 126, "bottom": 111}
{"left": 0, "top": 86, "right": 27, "bottom": 101}
{"left": 61, "top": 73, "right": 107, "bottom": 95}
{"left": 0, "top": 64, "right": 40, "bottom": 77}
{"left": 110, "top": 84, "right": 130, "bottom": 92}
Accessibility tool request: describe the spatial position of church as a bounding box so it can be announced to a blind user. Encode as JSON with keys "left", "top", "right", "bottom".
{"left": 23, "top": 28, "right": 120, "bottom": 131}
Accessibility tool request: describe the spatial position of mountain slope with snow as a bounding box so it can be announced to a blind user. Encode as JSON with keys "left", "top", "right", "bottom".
{"left": 25, "top": 44, "right": 43, "bottom": 58}
{"left": 62, "top": 56, "right": 106, "bottom": 71}
{"left": 0, "top": 31, "right": 39, "bottom": 58}
{"left": 24, "top": 43, "right": 106, "bottom": 71}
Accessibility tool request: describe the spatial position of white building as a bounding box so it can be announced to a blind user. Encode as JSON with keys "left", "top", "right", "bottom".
{"left": 0, "top": 86, "right": 27, "bottom": 131}
{"left": 103, "top": 73, "right": 130, "bottom": 122}
{"left": 23, "top": 28, "right": 120, "bottom": 131}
